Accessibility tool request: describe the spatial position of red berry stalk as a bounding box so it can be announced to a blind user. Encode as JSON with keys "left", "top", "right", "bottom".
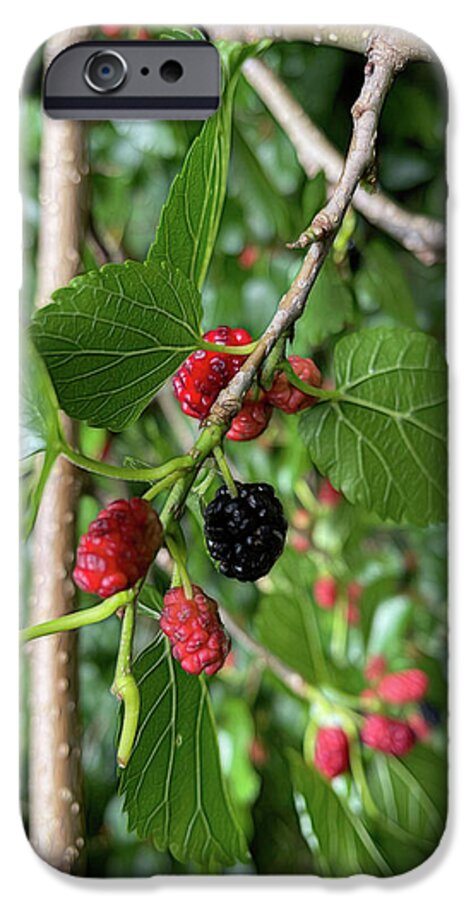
{"left": 314, "top": 727, "right": 350, "bottom": 778}
{"left": 173, "top": 326, "right": 253, "bottom": 419}
{"left": 377, "top": 669, "right": 429, "bottom": 704}
{"left": 361, "top": 714, "right": 415, "bottom": 756}
{"left": 265, "top": 355, "right": 322, "bottom": 414}
{"left": 73, "top": 498, "right": 162, "bottom": 598}
{"left": 160, "top": 584, "right": 230, "bottom": 676}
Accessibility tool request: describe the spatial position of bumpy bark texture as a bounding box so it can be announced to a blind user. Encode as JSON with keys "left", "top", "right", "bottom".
{"left": 28, "top": 28, "right": 89, "bottom": 874}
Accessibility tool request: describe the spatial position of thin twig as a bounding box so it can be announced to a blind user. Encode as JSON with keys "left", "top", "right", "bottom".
{"left": 219, "top": 606, "right": 313, "bottom": 701}
{"left": 291, "top": 38, "right": 401, "bottom": 248}
{"left": 243, "top": 57, "right": 444, "bottom": 265}
{"left": 208, "top": 37, "right": 403, "bottom": 425}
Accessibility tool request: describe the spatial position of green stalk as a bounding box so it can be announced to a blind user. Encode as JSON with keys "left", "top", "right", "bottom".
{"left": 21, "top": 589, "right": 135, "bottom": 643}
{"left": 112, "top": 601, "right": 140, "bottom": 768}
{"left": 166, "top": 534, "right": 193, "bottom": 599}
{"left": 260, "top": 335, "right": 287, "bottom": 389}
{"left": 61, "top": 444, "right": 193, "bottom": 483}
{"left": 213, "top": 445, "right": 238, "bottom": 498}
{"left": 142, "top": 470, "right": 186, "bottom": 503}
{"left": 281, "top": 360, "right": 341, "bottom": 401}
{"left": 198, "top": 338, "right": 259, "bottom": 355}
{"left": 158, "top": 422, "right": 225, "bottom": 529}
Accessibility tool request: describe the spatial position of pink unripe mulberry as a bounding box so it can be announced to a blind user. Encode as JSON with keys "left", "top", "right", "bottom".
{"left": 364, "top": 655, "right": 387, "bottom": 683}
{"left": 226, "top": 394, "right": 272, "bottom": 441}
{"left": 265, "top": 355, "right": 322, "bottom": 414}
{"left": 160, "top": 584, "right": 230, "bottom": 676}
{"left": 314, "top": 727, "right": 350, "bottom": 778}
{"left": 313, "top": 576, "right": 337, "bottom": 609}
{"left": 318, "top": 479, "right": 343, "bottom": 507}
{"left": 377, "top": 669, "right": 429, "bottom": 705}
{"left": 361, "top": 714, "right": 416, "bottom": 756}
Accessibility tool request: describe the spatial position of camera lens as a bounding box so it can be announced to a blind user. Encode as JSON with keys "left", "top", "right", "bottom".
{"left": 84, "top": 51, "right": 127, "bottom": 93}
{"left": 159, "top": 60, "right": 184, "bottom": 83}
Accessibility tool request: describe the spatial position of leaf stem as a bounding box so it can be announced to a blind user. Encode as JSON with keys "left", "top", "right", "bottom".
{"left": 213, "top": 445, "right": 238, "bottom": 498}
{"left": 281, "top": 361, "right": 340, "bottom": 401}
{"left": 21, "top": 588, "right": 136, "bottom": 643}
{"left": 166, "top": 533, "right": 193, "bottom": 599}
{"left": 112, "top": 601, "right": 140, "bottom": 768}
{"left": 260, "top": 334, "right": 287, "bottom": 389}
{"left": 61, "top": 443, "right": 193, "bottom": 484}
{"left": 142, "top": 470, "right": 186, "bottom": 503}
{"left": 198, "top": 338, "right": 259, "bottom": 355}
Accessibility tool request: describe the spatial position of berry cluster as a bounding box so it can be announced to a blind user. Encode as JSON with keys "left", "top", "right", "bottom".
{"left": 160, "top": 584, "right": 230, "bottom": 676}
{"left": 173, "top": 326, "right": 322, "bottom": 441}
{"left": 361, "top": 714, "right": 416, "bottom": 756}
{"left": 204, "top": 481, "right": 288, "bottom": 581}
{"left": 312, "top": 575, "right": 363, "bottom": 623}
{"left": 361, "top": 659, "right": 431, "bottom": 748}
{"left": 73, "top": 498, "right": 162, "bottom": 598}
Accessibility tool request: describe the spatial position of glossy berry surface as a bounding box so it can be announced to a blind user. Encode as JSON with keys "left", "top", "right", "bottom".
{"left": 204, "top": 481, "right": 287, "bottom": 581}
{"left": 73, "top": 498, "right": 162, "bottom": 598}
{"left": 265, "top": 355, "right": 322, "bottom": 414}
{"left": 361, "top": 714, "right": 416, "bottom": 756}
{"left": 172, "top": 326, "right": 253, "bottom": 419}
{"left": 159, "top": 584, "right": 230, "bottom": 676}
{"left": 227, "top": 395, "right": 272, "bottom": 441}
{"left": 377, "top": 669, "right": 428, "bottom": 704}
{"left": 313, "top": 576, "right": 337, "bottom": 609}
{"left": 314, "top": 727, "right": 350, "bottom": 778}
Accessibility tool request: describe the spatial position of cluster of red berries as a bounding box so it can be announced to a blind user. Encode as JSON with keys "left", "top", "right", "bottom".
{"left": 172, "top": 325, "right": 322, "bottom": 441}
{"left": 313, "top": 575, "right": 363, "bottom": 623}
{"left": 362, "top": 656, "right": 431, "bottom": 741}
{"left": 73, "top": 500, "right": 231, "bottom": 677}
{"left": 313, "top": 662, "right": 430, "bottom": 779}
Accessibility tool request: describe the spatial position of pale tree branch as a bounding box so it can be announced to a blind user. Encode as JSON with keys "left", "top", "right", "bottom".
{"left": 208, "top": 36, "right": 407, "bottom": 426}
{"left": 210, "top": 24, "right": 436, "bottom": 63}
{"left": 242, "top": 57, "right": 444, "bottom": 265}
{"left": 27, "top": 27, "right": 89, "bottom": 874}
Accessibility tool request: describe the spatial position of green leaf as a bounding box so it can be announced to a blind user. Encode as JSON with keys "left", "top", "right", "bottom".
{"left": 147, "top": 44, "right": 258, "bottom": 290}
{"left": 367, "top": 745, "right": 447, "bottom": 872}
{"left": 354, "top": 240, "right": 417, "bottom": 327}
{"left": 289, "top": 752, "right": 393, "bottom": 876}
{"left": 255, "top": 549, "right": 330, "bottom": 686}
{"left": 20, "top": 341, "right": 64, "bottom": 535}
{"left": 119, "top": 634, "right": 249, "bottom": 870}
{"left": 217, "top": 696, "right": 260, "bottom": 836}
{"left": 31, "top": 261, "right": 202, "bottom": 431}
{"left": 299, "top": 328, "right": 447, "bottom": 526}
{"left": 20, "top": 339, "right": 63, "bottom": 459}
{"left": 366, "top": 595, "right": 413, "bottom": 660}
{"left": 294, "top": 257, "right": 355, "bottom": 352}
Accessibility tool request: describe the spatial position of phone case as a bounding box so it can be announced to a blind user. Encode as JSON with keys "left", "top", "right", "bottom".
{"left": 20, "top": 24, "right": 447, "bottom": 878}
